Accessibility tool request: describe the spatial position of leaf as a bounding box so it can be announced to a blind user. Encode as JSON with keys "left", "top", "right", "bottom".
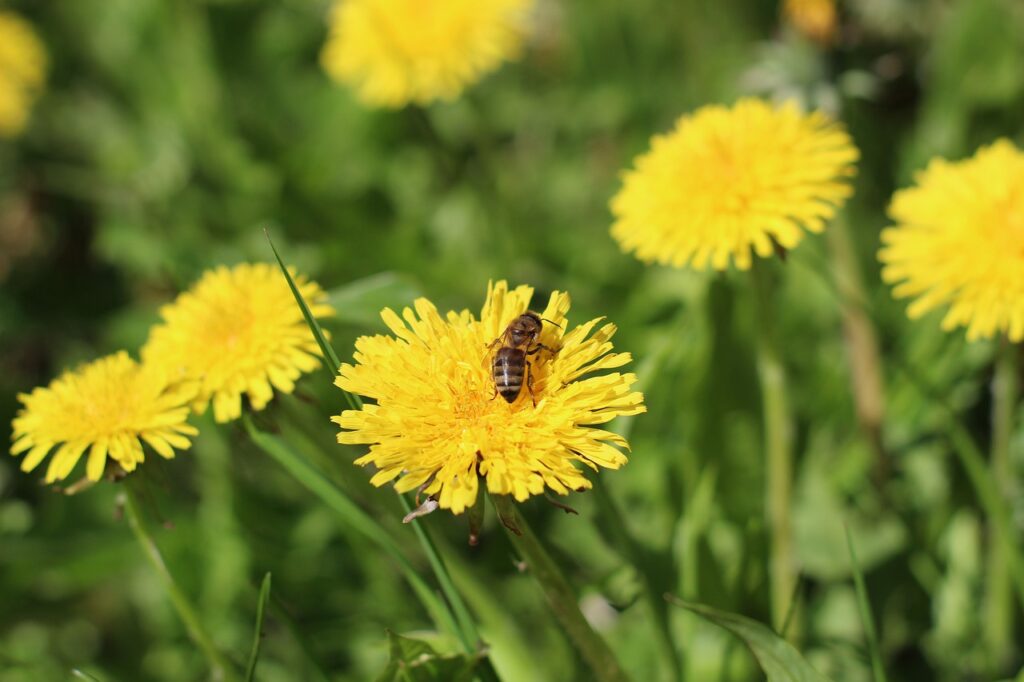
{"left": 327, "top": 272, "right": 423, "bottom": 327}
{"left": 71, "top": 671, "right": 104, "bottom": 682}
{"left": 667, "top": 597, "right": 832, "bottom": 682}
{"left": 375, "top": 630, "right": 481, "bottom": 682}
{"left": 245, "top": 572, "right": 272, "bottom": 682}
{"left": 264, "top": 228, "right": 359, "bottom": 411}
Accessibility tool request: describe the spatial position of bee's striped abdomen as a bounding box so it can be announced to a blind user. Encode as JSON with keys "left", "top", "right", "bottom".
{"left": 492, "top": 347, "right": 526, "bottom": 403}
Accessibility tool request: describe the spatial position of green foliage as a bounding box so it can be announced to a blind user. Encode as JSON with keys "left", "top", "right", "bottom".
{"left": 2, "top": 0, "right": 1024, "bottom": 680}
{"left": 375, "top": 631, "right": 481, "bottom": 682}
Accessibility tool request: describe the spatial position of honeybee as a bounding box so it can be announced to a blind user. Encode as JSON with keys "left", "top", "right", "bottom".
{"left": 488, "top": 311, "right": 558, "bottom": 405}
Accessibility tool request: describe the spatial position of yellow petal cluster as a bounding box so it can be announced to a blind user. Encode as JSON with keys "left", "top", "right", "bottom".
{"left": 142, "top": 263, "right": 333, "bottom": 423}
{"left": 10, "top": 352, "right": 197, "bottom": 483}
{"left": 783, "top": 0, "right": 838, "bottom": 45}
{"left": 0, "top": 12, "right": 47, "bottom": 137}
{"left": 320, "top": 0, "right": 532, "bottom": 108}
{"left": 333, "top": 281, "right": 645, "bottom": 514}
{"left": 611, "top": 98, "right": 858, "bottom": 271}
{"left": 880, "top": 139, "right": 1024, "bottom": 341}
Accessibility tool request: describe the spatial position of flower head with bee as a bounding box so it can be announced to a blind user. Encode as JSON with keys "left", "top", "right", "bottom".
{"left": 333, "top": 281, "right": 645, "bottom": 514}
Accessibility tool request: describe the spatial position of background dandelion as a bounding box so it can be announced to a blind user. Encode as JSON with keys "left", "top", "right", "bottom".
{"left": 0, "top": 12, "right": 46, "bottom": 137}
{"left": 610, "top": 98, "right": 858, "bottom": 270}
{"left": 142, "top": 263, "right": 333, "bottom": 423}
{"left": 321, "top": 0, "right": 533, "bottom": 108}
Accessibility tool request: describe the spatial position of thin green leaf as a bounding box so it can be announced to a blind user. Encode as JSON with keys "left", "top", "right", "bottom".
{"left": 375, "top": 630, "right": 481, "bottom": 682}
{"left": 71, "top": 670, "right": 103, "bottom": 681}
{"left": 264, "top": 228, "right": 360, "bottom": 410}
{"left": 667, "top": 597, "right": 832, "bottom": 682}
{"left": 844, "top": 525, "right": 887, "bottom": 682}
{"left": 245, "top": 572, "right": 272, "bottom": 682}
{"left": 242, "top": 416, "right": 458, "bottom": 640}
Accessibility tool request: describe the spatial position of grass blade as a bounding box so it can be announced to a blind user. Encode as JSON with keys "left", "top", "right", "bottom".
{"left": 71, "top": 671, "right": 103, "bottom": 681}
{"left": 844, "top": 525, "right": 887, "bottom": 682}
{"left": 242, "top": 416, "right": 459, "bottom": 640}
{"left": 264, "top": 228, "right": 359, "bottom": 410}
{"left": 245, "top": 572, "right": 272, "bottom": 682}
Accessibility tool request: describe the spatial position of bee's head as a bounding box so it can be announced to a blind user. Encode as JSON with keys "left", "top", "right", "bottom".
{"left": 508, "top": 311, "right": 543, "bottom": 346}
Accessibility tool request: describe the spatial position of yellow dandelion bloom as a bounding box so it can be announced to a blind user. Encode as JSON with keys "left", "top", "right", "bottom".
{"left": 783, "top": 0, "right": 838, "bottom": 46}
{"left": 610, "top": 98, "right": 859, "bottom": 271}
{"left": 880, "top": 139, "right": 1024, "bottom": 341}
{"left": 0, "top": 12, "right": 46, "bottom": 137}
{"left": 10, "top": 352, "right": 198, "bottom": 483}
{"left": 333, "top": 281, "right": 645, "bottom": 514}
{"left": 321, "top": 0, "right": 532, "bottom": 108}
{"left": 142, "top": 263, "right": 333, "bottom": 423}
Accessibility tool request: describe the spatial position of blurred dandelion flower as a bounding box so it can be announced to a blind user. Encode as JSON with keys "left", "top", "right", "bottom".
{"left": 10, "top": 352, "right": 198, "bottom": 483}
{"left": 880, "top": 139, "right": 1024, "bottom": 341}
{"left": 333, "top": 281, "right": 645, "bottom": 514}
{"left": 610, "top": 98, "right": 858, "bottom": 271}
{"left": 143, "top": 263, "right": 333, "bottom": 423}
{"left": 0, "top": 12, "right": 46, "bottom": 138}
{"left": 320, "top": 0, "right": 532, "bottom": 108}
{"left": 783, "top": 0, "right": 838, "bottom": 45}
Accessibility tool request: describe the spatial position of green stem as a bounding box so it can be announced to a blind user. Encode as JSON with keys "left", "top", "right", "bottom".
{"left": 827, "top": 213, "right": 888, "bottom": 477}
{"left": 946, "top": 418, "right": 1024, "bottom": 611}
{"left": 897, "top": 360, "right": 1024, "bottom": 615}
{"left": 122, "top": 482, "right": 236, "bottom": 682}
{"left": 750, "top": 260, "right": 797, "bottom": 634}
{"left": 984, "top": 339, "right": 1018, "bottom": 666}
{"left": 492, "top": 495, "right": 631, "bottom": 682}
{"left": 396, "top": 494, "right": 477, "bottom": 650}
{"left": 592, "top": 483, "right": 682, "bottom": 680}
{"left": 845, "top": 525, "right": 888, "bottom": 682}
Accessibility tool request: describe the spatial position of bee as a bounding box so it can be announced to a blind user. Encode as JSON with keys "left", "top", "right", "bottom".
{"left": 488, "top": 311, "right": 558, "bottom": 405}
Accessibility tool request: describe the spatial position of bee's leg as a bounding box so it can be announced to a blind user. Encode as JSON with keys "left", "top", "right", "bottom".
{"left": 526, "top": 363, "right": 536, "bottom": 407}
{"left": 527, "top": 343, "right": 559, "bottom": 357}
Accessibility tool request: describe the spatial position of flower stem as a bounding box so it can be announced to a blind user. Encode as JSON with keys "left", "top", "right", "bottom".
{"left": 827, "top": 213, "right": 887, "bottom": 478}
{"left": 491, "top": 495, "right": 631, "bottom": 682}
{"left": 984, "top": 338, "right": 1018, "bottom": 666}
{"left": 750, "top": 259, "right": 797, "bottom": 635}
{"left": 897, "top": 360, "right": 1024, "bottom": 614}
{"left": 121, "top": 481, "right": 235, "bottom": 682}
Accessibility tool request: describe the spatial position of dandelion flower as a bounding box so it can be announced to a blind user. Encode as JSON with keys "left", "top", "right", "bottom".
{"left": 783, "top": 0, "right": 838, "bottom": 45}
{"left": 142, "top": 263, "right": 333, "bottom": 423}
{"left": 321, "top": 0, "right": 532, "bottom": 108}
{"left": 611, "top": 98, "right": 858, "bottom": 271}
{"left": 0, "top": 12, "right": 46, "bottom": 137}
{"left": 10, "top": 352, "right": 198, "bottom": 483}
{"left": 880, "top": 139, "right": 1024, "bottom": 341}
{"left": 333, "top": 281, "right": 645, "bottom": 514}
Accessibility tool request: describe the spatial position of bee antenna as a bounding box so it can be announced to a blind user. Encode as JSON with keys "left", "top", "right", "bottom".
{"left": 541, "top": 317, "right": 565, "bottom": 329}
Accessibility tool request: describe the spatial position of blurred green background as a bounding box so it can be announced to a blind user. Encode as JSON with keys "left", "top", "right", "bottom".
{"left": 2, "top": 0, "right": 1024, "bottom": 680}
